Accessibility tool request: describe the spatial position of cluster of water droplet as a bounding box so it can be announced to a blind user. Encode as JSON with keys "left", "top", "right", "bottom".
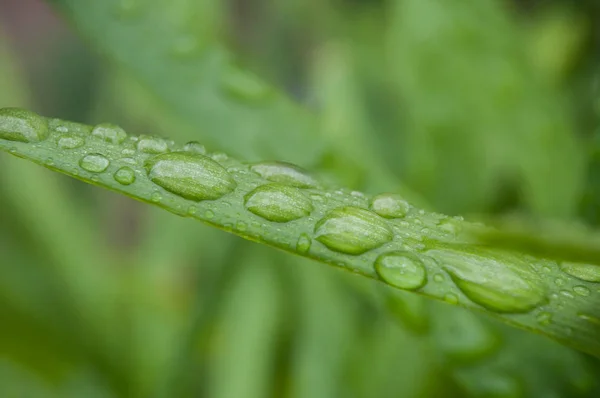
{"left": 1, "top": 107, "right": 599, "bottom": 322}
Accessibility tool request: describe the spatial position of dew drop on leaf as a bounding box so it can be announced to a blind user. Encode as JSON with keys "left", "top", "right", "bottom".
{"left": 427, "top": 248, "right": 547, "bottom": 313}
{"left": 375, "top": 251, "right": 427, "bottom": 290}
{"left": 314, "top": 206, "right": 393, "bottom": 255}
{"left": 58, "top": 135, "right": 85, "bottom": 149}
{"left": 79, "top": 153, "right": 110, "bottom": 173}
{"left": 114, "top": 166, "right": 136, "bottom": 185}
{"left": 145, "top": 152, "right": 236, "bottom": 201}
{"left": 559, "top": 262, "right": 600, "bottom": 283}
{"left": 183, "top": 141, "right": 206, "bottom": 155}
{"left": 0, "top": 108, "right": 48, "bottom": 143}
{"left": 444, "top": 293, "right": 459, "bottom": 305}
{"left": 296, "top": 233, "right": 312, "bottom": 253}
{"left": 137, "top": 136, "right": 169, "bottom": 154}
{"left": 578, "top": 313, "right": 600, "bottom": 326}
{"left": 244, "top": 184, "right": 313, "bottom": 223}
{"left": 250, "top": 161, "right": 319, "bottom": 188}
{"left": 370, "top": 193, "right": 410, "bottom": 219}
{"left": 536, "top": 311, "right": 552, "bottom": 325}
{"left": 91, "top": 123, "right": 127, "bottom": 144}
{"left": 573, "top": 286, "right": 591, "bottom": 297}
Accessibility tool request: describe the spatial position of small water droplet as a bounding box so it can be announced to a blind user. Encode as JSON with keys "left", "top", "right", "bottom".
{"left": 145, "top": 152, "right": 236, "bottom": 201}
{"left": 560, "top": 262, "right": 600, "bottom": 283}
{"left": 114, "top": 166, "right": 136, "bottom": 185}
{"left": 79, "top": 154, "right": 110, "bottom": 173}
{"left": 573, "top": 286, "right": 590, "bottom": 297}
{"left": 314, "top": 206, "right": 393, "bottom": 255}
{"left": 91, "top": 123, "right": 127, "bottom": 144}
{"left": 0, "top": 108, "right": 48, "bottom": 143}
{"left": 578, "top": 313, "right": 600, "bottom": 326}
{"left": 427, "top": 248, "right": 547, "bottom": 313}
{"left": 183, "top": 141, "right": 206, "bottom": 155}
{"left": 433, "top": 273, "right": 445, "bottom": 283}
{"left": 560, "top": 290, "right": 574, "bottom": 299}
{"left": 375, "top": 251, "right": 427, "bottom": 290}
{"left": 221, "top": 67, "right": 272, "bottom": 102}
{"left": 45, "top": 158, "right": 54, "bottom": 166}
{"left": 151, "top": 192, "right": 162, "bottom": 202}
{"left": 187, "top": 206, "right": 197, "bottom": 215}
{"left": 244, "top": 184, "right": 313, "bottom": 223}
{"left": 211, "top": 152, "right": 228, "bottom": 162}
{"left": 296, "top": 233, "right": 312, "bottom": 253}
{"left": 57, "top": 135, "right": 85, "bottom": 149}
{"left": 536, "top": 311, "right": 552, "bottom": 325}
{"left": 370, "top": 193, "right": 410, "bottom": 219}
{"left": 236, "top": 222, "right": 247, "bottom": 231}
{"left": 438, "top": 218, "right": 462, "bottom": 235}
{"left": 122, "top": 148, "right": 136, "bottom": 156}
{"left": 56, "top": 125, "right": 68, "bottom": 133}
{"left": 137, "top": 136, "right": 169, "bottom": 154}
{"left": 555, "top": 278, "right": 565, "bottom": 286}
{"left": 444, "top": 293, "right": 459, "bottom": 305}
{"left": 205, "top": 210, "right": 215, "bottom": 219}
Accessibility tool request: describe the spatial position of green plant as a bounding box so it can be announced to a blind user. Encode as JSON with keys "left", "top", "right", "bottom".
{"left": 1, "top": 0, "right": 600, "bottom": 397}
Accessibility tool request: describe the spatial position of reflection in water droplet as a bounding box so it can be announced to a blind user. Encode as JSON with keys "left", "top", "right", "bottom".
{"left": 0, "top": 108, "right": 48, "bottom": 143}
{"left": 137, "top": 136, "right": 169, "bottom": 154}
{"left": 183, "top": 141, "right": 206, "bottom": 155}
{"left": 145, "top": 152, "right": 236, "bottom": 201}
{"left": 560, "top": 262, "right": 600, "bottom": 283}
{"left": 250, "top": 161, "right": 318, "bottom": 188}
{"left": 427, "top": 248, "right": 547, "bottom": 313}
{"left": 573, "top": 286, "right": 590, "bottom": 297}
{"left": 58, "top": 135, "right": 85, "bottom": 149}
{"left": 296, "top": 233, "right": 312, "bottom": 253}
{"left": 79, "top": 154, "right": 110, "bottom": 173}
{"left": 114, "top": 166, "right": 136, "bottom": 185}
{"left": 370, "top": 193, "right": 410, "bottom": 219}
{"left": 314, "top": 207, "right": 393, "bottom": 255}
{"left": 375, "top": 251, "right": 427, "bottom": 290}
{"left": 244, "top": 184, "right": 313, "bottom": 223}
{"left": 91, "top": 123, "right": 127, "bottom": 144}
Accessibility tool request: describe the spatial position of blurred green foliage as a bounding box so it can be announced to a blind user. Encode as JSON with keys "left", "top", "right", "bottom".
{"left": 1, "top": 0, "right": 600, "bottom": 397}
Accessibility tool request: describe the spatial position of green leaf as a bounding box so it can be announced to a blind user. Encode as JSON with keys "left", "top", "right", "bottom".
{"left": 2, "top": 108, "right": 600, "bottom": 360}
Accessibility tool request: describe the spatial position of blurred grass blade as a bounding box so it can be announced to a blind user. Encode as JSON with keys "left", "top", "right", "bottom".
{"left": 2, "top": 109, "right": 600, "bottom": 360}
{"left": 46, "top": 0, "right": 325, "bottom": 166}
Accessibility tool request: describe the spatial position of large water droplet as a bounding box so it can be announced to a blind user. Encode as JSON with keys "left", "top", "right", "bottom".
{"left": 375, "top": 251, "right": 427, "bottom": 290}
{"left": 145, "top": 152, "right": 236, "bottom": 201}
{"left": 427, "top": 248, "right": 547, "bottom": 313}
{"left": 114, "top": 166, "right": 136, "bottom": 185}
{"left": 91, "top": 123, "right": 127, "bottom": 144}
{"left": 0, "top": 108, "right": 48, "bottom": 143}
{"left": 314, "top": 207, "right": 393, "bottom": 255}
{"left": 559, "top": 262, "right": 600, "bottom": 283}
{"left": 244, "top": 184, "right": 313, "bottom": 223}
{"left": 80, "top": 154, "right": 110, "bottom": 173}
{"left": 57, "top": 135, "right": 85, "bottom": 149}
{"left": 137, "top": 136, "right": 169, "bottom": 154}
{"left": 250, "top": 161, "right": 318, "bottom": 188}
{"left": 370, "top": 193, "right": 410, "bottom": 219}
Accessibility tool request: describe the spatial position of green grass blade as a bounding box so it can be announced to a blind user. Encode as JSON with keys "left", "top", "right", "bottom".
{"left": 1, "top": 108, "right": 600, "bottom": 359}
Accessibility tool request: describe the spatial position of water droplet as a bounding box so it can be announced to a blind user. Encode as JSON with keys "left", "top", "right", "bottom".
{"left": 375, "top": 251, "right": 427, "bottom": 290}
{"left": 91, "top": 123, "right": 127, "bottom": 144}
{"left": 433, "top": 273, "right": 445, "bottom": 283}
{"left": 296, "top": 233, "right": 312, "bottom": 253}
{"left": 57, "top": 135, "right": 85, "bottom": 149}
{"left": 427, "top": 248, "right": 547, "bottom": 313}
{"left": 555, "top": 278, "right": 565, "bottom": 286}
{"left": 114, "top": 167, "right": 136, "bottom": 185}
{"left": 250, "top": 161, "right": 318, "bottom": 188}
{"left": 221, "top": 67, "right": 272, "bottom": 102}
{"left": 236, "top": 222, "right": 247, "bottom": 231}
{"left": 244, "top": 184, "right": 313, "bottom": 223}
{"left": 205, "top": 210, "right": 215, "bottom": 219}
{"left": 145, "top": 152, "right": 236, "bottom": 201}
{"left": 187, "top": 206, "right": 197, "bottom": 215}
{"left": 438, "top": 218, "right": 461, "bottom": 235}
{"left": 0, "top": 108, "right": 48, "bottom": 143}
{"left": 211, "top": 152, "right": 228, "bottom": 162}
{"left": 573, "top": 286, "right": 590, "bottom": 297}
{"left": 560, "top": 262, "right": 600, "bottom": 283}
{"left": 370, "top": 193, "right": 410, "bottom": 219}
{"left": 79, "top": 154, "right": 110, "bottom": 173}
{"left": 151, "top": 192, "right": 162, "bottom": 202}
{"left": 314, "top": 207, "right": 393, "bottom": 255}
{"left": 183, "top": 141, "right": 206, "bottom": 155}
{"left": 137, "top": 136, "right": 169, "bottom": 154}
{"left": 578, "top": 313, "right": 600, "bottom": 326}
{"left": 536, "top": 311, "right": 552, "bottom": 325}
{"left": 444, "top": 293, "right": 459, "bottom": 305}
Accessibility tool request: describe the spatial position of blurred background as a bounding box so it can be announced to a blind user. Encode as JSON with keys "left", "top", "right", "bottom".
{"left": 1, "top": 0, "right": 600, "bottom": 397}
